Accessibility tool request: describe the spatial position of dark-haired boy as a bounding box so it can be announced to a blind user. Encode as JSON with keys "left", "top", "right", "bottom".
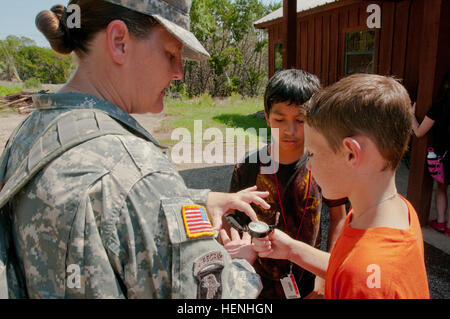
{"left": 253, "top": 74, "right": 430, "bottom": 299}
{"left": 221, "top": 69, "right": 347, "bottom": 299}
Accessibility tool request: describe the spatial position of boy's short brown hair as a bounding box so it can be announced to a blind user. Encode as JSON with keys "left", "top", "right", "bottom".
{"left": 305, "top": 74, "right": 412, "bottom": 170}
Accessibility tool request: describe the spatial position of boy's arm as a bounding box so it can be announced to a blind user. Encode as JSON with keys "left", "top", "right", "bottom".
{"left": 305, "top": 204, "right": 346, "bottom": 299}
{"left": 253, "top": 229, "right": 330, "bottom": 279}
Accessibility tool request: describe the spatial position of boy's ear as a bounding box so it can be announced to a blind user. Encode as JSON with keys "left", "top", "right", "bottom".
{"left": 264, "top": 110, "right": 270, "bottom": 126}
{"left": 342, "top": 137, "right": 362, "bottom": 167}
{"left": 105, "top": 20, "right": 131, "bottom": 65}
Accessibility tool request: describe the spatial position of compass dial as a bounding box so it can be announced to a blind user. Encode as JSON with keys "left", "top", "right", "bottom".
{"left": 248, "top": 221, "right": 271, "bottom": 238}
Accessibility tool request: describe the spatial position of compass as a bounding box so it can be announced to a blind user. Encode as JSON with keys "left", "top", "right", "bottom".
{"left": 247, "top": 221, "right": 274, "bottom": 238}
{"left": 225, "top": 211, "right": 279, "bottom": 238}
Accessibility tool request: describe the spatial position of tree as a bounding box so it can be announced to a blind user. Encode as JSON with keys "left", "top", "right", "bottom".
{"left": 15, "top": 46, "right": 75, "bottom": 84}
{"left": 0, "top": 35, "right": 75, "bottom": 84}
{"left": 0, "top": 35, "right": 33, "bottom": 82}
{"left": 177, "top": 0, "right": 276, "bottom": 97}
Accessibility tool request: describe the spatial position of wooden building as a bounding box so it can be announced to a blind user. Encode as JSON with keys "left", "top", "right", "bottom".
{"left": 255, "top": 0, "right": 450, "bottom": 225}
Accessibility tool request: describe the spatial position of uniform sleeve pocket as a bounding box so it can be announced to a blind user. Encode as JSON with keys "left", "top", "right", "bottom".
{"left": 160, "top": 197, "right": 191, "bottom": 245}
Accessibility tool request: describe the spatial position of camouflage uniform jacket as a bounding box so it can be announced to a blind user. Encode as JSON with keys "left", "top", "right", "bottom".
{"left": 0, "top": 92, "right": 262, "bottom": 298}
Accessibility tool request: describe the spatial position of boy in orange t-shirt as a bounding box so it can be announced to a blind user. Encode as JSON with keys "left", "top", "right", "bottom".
{"left": 253, "top": 74, "right": 430, "bottom": 299}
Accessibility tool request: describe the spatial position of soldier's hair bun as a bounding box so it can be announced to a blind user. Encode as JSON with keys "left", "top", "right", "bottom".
{"left": 35, "top": 5, "right": 76, "bottom": 54}
{"left": 35, "top": 1, "right": 157, "bottom": 57}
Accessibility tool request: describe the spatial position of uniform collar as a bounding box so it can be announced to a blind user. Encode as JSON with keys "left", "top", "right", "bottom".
{"left": 32, "top": 92, "right": 166, "bottom": 148}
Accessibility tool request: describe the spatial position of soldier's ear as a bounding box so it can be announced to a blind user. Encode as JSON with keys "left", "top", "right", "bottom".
{"left": 105, "top": 20, "right": 131, "bottom": 65}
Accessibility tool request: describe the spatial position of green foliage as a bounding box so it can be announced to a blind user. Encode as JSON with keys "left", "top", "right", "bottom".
{"left": 0, "top": 35, "right": 75, "bottom": 84}
{"left": 0, "top": 85, "right": 22, "bottom": 97}
{"left": 246, "top": 67, "right": 265, "bottom": 97}
{"left": 265, "top": 0, "right": 282, "bottom": 12}
{"left": 15, "top": 46, "right": 75, "bottom": 84}
{"left": 169, "top": 81, "right": 189, "bottom": 99}
{"left": 225, "top": 76, "right": 240, "bottom": 95}
{"left": 23, "top": 77, "right": 42, "bottom": 89}
{"left": 181, "top": 0, "right": 274, "bottom": 98}
{"left": 161, "top": 93, "right": 267, "bottom": 144}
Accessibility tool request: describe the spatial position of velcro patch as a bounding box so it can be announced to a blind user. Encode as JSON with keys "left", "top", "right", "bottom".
{"left": 182, "top": 205, "right": 215, "bottom": 238}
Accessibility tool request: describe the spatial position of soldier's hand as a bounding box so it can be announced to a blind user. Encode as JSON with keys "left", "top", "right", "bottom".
{"left": 207, "top": 186, "right": 270, "bottom": 230}
{"left": 220, "top": 228, "right": 256, "bottom": 264}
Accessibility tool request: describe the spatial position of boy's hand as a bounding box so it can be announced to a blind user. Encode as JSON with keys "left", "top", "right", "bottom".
{"left": 252, "top": 229, "right": 294, "bottom": 261}
{"left": 207, "top": 186, "right": 270, "bottom": 230}
{"left": 220, "top": 228, "right": 256, "bottom": 264}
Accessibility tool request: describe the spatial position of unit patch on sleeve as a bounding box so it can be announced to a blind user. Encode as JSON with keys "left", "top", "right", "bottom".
{"left": 193, "top": 251, "right": 225, "bottom": 299}
{"left": 182, "top": 205, "right": 215, "bottom": 238}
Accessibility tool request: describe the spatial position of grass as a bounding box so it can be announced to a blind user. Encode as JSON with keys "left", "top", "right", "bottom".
{"left": 0, "top": 85, "right": 22, "bottom": 98}
{"left": 0, "top": 85, "right": 23, "bottom": 115}
{"left": 161, "top": 93, "right": 270, "bottom": 146}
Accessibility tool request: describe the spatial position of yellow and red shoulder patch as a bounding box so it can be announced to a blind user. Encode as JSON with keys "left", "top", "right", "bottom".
{"left": 182, "top": 205, "right": 215, "bottom": 238}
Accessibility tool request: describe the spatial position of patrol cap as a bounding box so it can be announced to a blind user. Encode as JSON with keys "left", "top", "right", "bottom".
{"left": 104, "top": 0, "right": 210, "bottom": 61}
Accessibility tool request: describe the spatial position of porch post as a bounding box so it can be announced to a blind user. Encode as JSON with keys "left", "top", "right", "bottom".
{"left": 283, "top": 0, "right": 297, "bottom": 69}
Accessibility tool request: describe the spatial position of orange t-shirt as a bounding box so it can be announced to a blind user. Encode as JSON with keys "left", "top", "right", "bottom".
{"left": 325, "top": 196, "right": 429, "bottom": 299}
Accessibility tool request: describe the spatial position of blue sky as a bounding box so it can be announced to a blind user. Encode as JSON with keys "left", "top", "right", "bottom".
{"left": 0, "top": 0, "right": 278, "bottom": 48}
{"left": 0, "top": 1, "right": 58, "bottom": 47}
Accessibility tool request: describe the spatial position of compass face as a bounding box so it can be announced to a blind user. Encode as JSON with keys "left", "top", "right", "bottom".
{"left": 248, "top": 221, "right": 270, "bottom": 238}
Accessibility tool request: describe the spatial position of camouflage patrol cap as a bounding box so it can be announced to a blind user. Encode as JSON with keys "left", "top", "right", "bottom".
{"left": 104, "top": 0, "right": 210, "bottom": 61}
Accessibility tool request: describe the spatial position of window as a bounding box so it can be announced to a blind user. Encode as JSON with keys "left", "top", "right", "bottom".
{"left": 344, "top": 30, "right": 376, "bottom": 75}
{"left": 274, "top": 42, "right": 283, "bottom": 73}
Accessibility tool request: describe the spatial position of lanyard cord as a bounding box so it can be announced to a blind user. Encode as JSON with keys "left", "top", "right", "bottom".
{"left": 273, "top": 164, "right": 312, "bottom": 240}
{"left": 273, "top": 169, "right": 288, "bottom": 230}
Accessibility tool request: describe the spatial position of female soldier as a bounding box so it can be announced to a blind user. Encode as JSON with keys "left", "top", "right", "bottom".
{"left": 0, "top": 0, "right": 269, "bottom": 298}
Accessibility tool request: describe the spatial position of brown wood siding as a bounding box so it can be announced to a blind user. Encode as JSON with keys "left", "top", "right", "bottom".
{"left": 315, "top": 16, "right": 323, "bottom": 82}
{"left": 390, "top": 1, "right": 411, "bottom": 81}
{"left": 268, "top": 23, "right": 284, "bottom": 78}
{"left": 322, "top": 14, "right": 331, "bottom": 86}
{"left": 299, "top": 21, "right": 308, "bottom": 71}
{"left": 378, "top": 1, "right": 395, "bottom": 75}
{"left": 307, "top": 16, "right": 315, "bottom": 73}
{"left": 329, "top": 12, "right": 339, "bottom": 84}
{"left": 267, "top": 0, "right": 428, "bottom": 95}
{"left": 403, "top": 0, "right": 423, "bottom": 99}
